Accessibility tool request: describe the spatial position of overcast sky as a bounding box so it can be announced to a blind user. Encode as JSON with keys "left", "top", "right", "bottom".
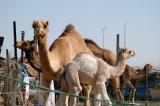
{"left": 0, "top": 0, "right": 160, "bottom": 66}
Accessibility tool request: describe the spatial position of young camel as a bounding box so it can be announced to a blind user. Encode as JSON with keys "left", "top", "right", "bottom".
{"left": 84, "top": 39, "right": 123, "bottom": 100}
{"left": 32, "top": 20, "right": 93, "bottom": 105}
{"left": 122, "top": 64, "right": 156, "bottom": 103}
{"left": 59, "top": 48, "right": 135, "bottom": 106}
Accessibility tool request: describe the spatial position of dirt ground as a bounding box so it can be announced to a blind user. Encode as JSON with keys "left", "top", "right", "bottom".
{"left": 1, "top": 97, "right": 160, "bottom": 106}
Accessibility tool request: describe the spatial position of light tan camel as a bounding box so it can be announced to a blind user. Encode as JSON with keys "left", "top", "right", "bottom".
{"left": 32, "top": 20, "right": 93, "bottom": 105}
{"left": 84, "top": 39, "right": 123, "bottom": 100}
{"left": 122, "top": 64, "right": 156, "bottom": 103}
{"left": 59, "top": 48, "right": 135, "bottom": 106}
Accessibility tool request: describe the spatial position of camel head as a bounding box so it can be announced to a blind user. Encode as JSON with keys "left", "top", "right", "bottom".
{"left": 16, "top": 40, "right": 35, "bottom": 51}
{"left": 144, "top": 64, "right": 156, "bottom": 71}
{"left": 119, "top": 48, "right": 135, "bottom": 59}
{"left": 32, "top": 20, "right": 48, "bottom": 39}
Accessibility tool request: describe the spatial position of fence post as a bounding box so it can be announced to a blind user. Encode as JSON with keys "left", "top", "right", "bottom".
{"left": 21, "top": 31, "right": 25, "bottom": 63}
{"left": 145, "top": 68, "right": 148, "bottom": 106}
{"left": 116, "top": 34, "right": 120, "bottom": 58}
{"left": 13, "top": 21, "right": 17, "bottom": 61}
{"left": 3, "top": 49, "right": 10, "bottom": 106}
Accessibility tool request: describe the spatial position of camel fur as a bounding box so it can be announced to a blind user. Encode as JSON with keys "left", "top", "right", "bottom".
{"left": 59, "top": 48, "right": 135, "bottom": 106}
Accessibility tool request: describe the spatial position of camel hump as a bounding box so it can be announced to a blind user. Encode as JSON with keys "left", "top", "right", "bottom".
{"left": 64, "top": 24, "right": 75, "bottom": 33}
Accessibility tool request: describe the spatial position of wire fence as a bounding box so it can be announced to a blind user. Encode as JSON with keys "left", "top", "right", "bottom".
{"left": 0, "top": 59, "right": 160, "bottom": 106}
{"left": 0, "top": 73, "right": 160, "bottom": 105}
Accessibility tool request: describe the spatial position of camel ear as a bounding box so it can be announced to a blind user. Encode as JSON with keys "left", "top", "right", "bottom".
{"left": 46, "top": 21, "right": 49, "bottom": 26}
{"left": 32, "top": 21, "right": 36, "bottom": 28}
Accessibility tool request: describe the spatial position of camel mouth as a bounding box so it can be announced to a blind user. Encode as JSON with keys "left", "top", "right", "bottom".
{"left": 34, "top": 32, "right": 45, "bottom": 39}
{"left": 129, "top": 51, "right": 136, "bottom": 57}
{"left": 149, "top": 65, "right": 156, "bottom": 70}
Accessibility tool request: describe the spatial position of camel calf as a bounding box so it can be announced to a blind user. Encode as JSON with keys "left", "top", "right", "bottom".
{"left": 59, "top": 48, "right": 135, "bottom": 106}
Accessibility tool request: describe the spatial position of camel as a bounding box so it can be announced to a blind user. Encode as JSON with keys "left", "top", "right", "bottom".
{"left": 16, "top": 38, "right": 125, "bottom": 102}
{"left": 16, "top": 38, "right": 123, "bottom": 101}
{"left": 15, "top": 38, "right": 156, "bottom": 105}
{"left": 16, "top": 39, "right": 93, "bottom": 105}
{"left": 16, "top": 40, "right": 41, "bottom": 72}
{"left": 59, "top": 48, "right": 135, "bottom": 106}
{"left": 84, "top": 39, "right": 123, "bottom": 100}
{"left": 32, "top": 20, "right": 93, "bottom": 105}
{"left": 122, "top": 64, "right": 156, "bottom": 103}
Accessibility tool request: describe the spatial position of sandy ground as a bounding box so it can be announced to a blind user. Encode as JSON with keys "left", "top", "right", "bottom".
{"left": 0, "top": 96, "right": 160, "bottom": 106}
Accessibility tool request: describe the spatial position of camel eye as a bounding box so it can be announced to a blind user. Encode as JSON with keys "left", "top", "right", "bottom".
{"left": 128, "top": 51, "right": 131, "bottom": 54}
{"left": 44, "top": 24, "right": 47, "bottom": 29}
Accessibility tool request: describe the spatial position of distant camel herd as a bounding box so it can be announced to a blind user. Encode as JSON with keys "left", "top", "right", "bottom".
{"left": 16, "top": 20, "right": 155, "bottom": 106}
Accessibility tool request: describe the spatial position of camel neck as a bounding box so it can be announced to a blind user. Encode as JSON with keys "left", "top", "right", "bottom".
{"left": 37, "top": 34, "right": 60, "bottom": 76}
{"left": 138, "top": 66, "right": 147, "bottom": 78}
{"left": 25, "top": 50, "right": 41, "bottom": 72}
{"left": 110, "top": 56, "right": 126, "bottom": 78}
{"left": 38, "top": 35, "right": 52, "bottom": 70}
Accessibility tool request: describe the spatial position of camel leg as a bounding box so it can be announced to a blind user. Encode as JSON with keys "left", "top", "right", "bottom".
{"left": 112, "top": 78, "right": 123, "bottom": 100}
{"left": 57, "top": 69, "right": 71, "bottom": 106}
{"left": 96, "top": 81, "right": 112, "bottom": 106}
{"left": 122, "top": 83, "right": 126, "bottom": 103}
{"left": 57, "top": 82, "right": 69, "bottom": 106}
{"left": 61, "top": 62, "right": 82, "bottom": 106}
{"left": 40, "top": 75, "right": 51, "bottom": 105}
{"left": 69, "top": 86, "right": 82, "bottom": 106}
{"left": 57, "top": 94, "right": 69, "bottom": 106}
{"left": 127, "top": 81, "right": 136, "bottom": 103}
{"left": 67, "top": 71, "right": 82, "bottom": 106}
{"left": 93, "top": 89, "right": 101, "bottom": 106}
{"left": 82, "top": 85, "right": 92, "bottom": 106}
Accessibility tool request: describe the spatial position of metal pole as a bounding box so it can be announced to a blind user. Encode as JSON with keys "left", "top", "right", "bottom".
{"left": 13, "top": 21, "right": 17, "bottom": 61}
{"left": 124, "top": 21, "right": 127, "bottom": 47}
{"left": 103, "top": 28, "right": 104, "bottom": 48}
{"left": 21, "top": 31, "right": 25, "bottom": 63}
{"left": 101, "top": 26, "right": 107, "bottom": 48}
{"left": 116, "top": 34, "right": 120, "bottom": 57}
{"left": 145, "top": 68, "right": 148, "bottom": 106}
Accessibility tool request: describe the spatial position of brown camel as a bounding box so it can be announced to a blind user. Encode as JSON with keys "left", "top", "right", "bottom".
{"left": 32, "top": 20, "right": 93, "bottom": 105}
{"left": 122, "top": 64, "right": 156, "bottom": 103}
{"left": 16, "top": 39, "right": 92, "bottom": 105}
{"left": 59, "top": 48, "right": 135, "bottom": 106}
{"left": 16, "top": 40, "right": 41, "bottom": 72}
